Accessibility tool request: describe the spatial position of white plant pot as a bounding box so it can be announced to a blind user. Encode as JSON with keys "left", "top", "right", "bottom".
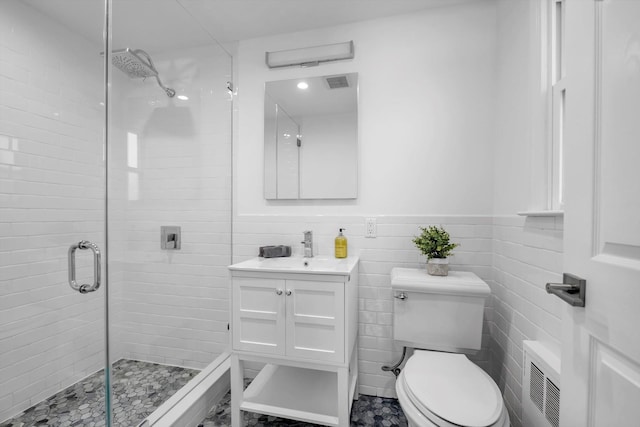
{"left": 426, "top": 258, "right": 449, "bottom": 276}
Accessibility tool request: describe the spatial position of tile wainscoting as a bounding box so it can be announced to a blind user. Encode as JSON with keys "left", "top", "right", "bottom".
{"left": 233, "top": 215, "right": 495, "bottom": 398}
{"left": 491, "top": 215, "right": 563, "bottom": 427}
{"left": 233, "top": 214, "right": 563, "bottom": 427}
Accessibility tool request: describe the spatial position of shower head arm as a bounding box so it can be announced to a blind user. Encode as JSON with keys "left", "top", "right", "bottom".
{"left": 132, "top": 49, "right": 175, "bottom": 98}
{"left": 154, "top": 75, "right": 176, "bottom": 98}
{"left": 132, "top": 49, "right": 157, "bottom": 71}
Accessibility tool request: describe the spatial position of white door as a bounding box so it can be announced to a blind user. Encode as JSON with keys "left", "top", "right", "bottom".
{"left": 561, "top": 0, "right": 640, "bottom": 425}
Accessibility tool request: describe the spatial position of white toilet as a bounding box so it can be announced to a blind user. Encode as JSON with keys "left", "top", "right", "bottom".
{"left": 389, "top": 268, "right": 510, "bottom": 427}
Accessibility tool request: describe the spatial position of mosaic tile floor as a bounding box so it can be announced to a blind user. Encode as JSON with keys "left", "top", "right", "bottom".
{"left": 0, "top": 359, "right": 199, "bottom": 427}
{"left": 199, "top": 384, "right": 408, "bottom": 427}
{"left": 2, "top": 361, "right": 407, "bottom": 427}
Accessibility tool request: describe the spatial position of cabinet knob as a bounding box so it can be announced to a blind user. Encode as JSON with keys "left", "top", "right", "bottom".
{"left": 286, "top": 290, "right": 292, "bottom": 296}
{"left": 394, "top": 292, "right": 408, "bottom": 300}
{"left": 276, "top": 289, "right": 283, "bottom": 295}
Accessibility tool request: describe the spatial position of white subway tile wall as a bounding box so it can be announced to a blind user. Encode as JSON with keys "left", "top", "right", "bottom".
{"left": 233, "top": 213, "right": 564, "bottom": 424}
{"left": 109, "top": 45, "right": 232, "bottom": 370}
{"left": 491, "top": 216, "right": 563, "bottom": 427}
{"left": 1, "top": 3, "right": 563, "bottom": 425}
{"left": 0, "top": 1, "right": 106, "bottom": 422}
{"left": 233, "top": 215, "right": 495, "bottom": 398}
{"left": 0, "top": 2, "right": 233, "bottom": 422}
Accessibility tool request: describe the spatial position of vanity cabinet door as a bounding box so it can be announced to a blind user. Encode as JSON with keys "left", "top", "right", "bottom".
{"left": 232, "top": 277, "right": 286, "bottom": 355}
{"left": 285, "top": 280, "right": 345, "bottom": 363}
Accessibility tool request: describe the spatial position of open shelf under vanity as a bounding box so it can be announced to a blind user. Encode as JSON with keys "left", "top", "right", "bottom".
{"left": 240, "top": 364, "right": 357, "bottom": 426}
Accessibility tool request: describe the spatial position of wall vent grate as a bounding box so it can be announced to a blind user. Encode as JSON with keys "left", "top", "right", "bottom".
{"left": 325, "top": 75, "right": 349, "bottom": 89}
{"left": 530, "top": 362, "right": 545, "bottom": 412}
{"left": 523, "top": 341, "right": 561, "bottom": 427}
{"left": 545, "top": 378, "right": 560, "bottom": 427}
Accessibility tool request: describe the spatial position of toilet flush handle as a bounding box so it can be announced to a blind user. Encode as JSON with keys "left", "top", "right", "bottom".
{"left": 394, "top": 292, "right": 408, "bottom": 300}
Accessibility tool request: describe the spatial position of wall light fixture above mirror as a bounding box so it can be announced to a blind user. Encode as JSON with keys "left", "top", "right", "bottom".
{"left": 264, "top": 72, "right": 358, "bottom": 200}
{"left": 265, "top": 41, "right": 354, "bottom": 69}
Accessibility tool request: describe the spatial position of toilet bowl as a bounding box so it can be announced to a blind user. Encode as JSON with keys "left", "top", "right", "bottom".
{"left": 395, "top": 350, "right": 510, "bottom": 427}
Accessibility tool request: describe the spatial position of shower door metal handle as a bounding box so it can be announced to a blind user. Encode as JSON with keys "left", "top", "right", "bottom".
{"left": 68, "top": 241, "right": 101, "bottom": 294}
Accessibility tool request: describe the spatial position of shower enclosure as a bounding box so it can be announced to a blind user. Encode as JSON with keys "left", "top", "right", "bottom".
{"left": 0, "top": 1, "right": 232, "bottom": 426}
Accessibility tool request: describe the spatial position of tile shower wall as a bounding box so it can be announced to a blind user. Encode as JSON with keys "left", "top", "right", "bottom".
{"left": 0, "top": 1, "right": 105, "bottom": 421}
{"left": 110, "top": 45, "right": 232, "bottom": 369}
{"left": 0, "top": 3, "right": 232, "bottom": 421}
{"left": 490, "top": 215, "right": 563, "bottom": 427}
{"left": 233, "top": 214, "right": 494, "bottom": 397}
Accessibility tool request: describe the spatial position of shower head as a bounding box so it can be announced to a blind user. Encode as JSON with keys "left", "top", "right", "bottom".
{"left": 112, "top": 48, "right": 158, "bottom": 78}
{"left": 110, "top": 48, "right": 176, "bottom": 97}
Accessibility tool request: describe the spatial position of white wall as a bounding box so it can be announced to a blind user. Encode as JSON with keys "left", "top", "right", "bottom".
{"left": 0, "top": 1, "right": 106, "bottom": 421}
{"left": 234, "top": 4, "right": 566, "bottom": 423}
{"left": 110, "top": 45, "right": 233, "bottom": 369}
{"left": 236, "top": 1, "right": 497, "bottom": 215}
{"left": 234, "top": 1, "right": 499, "bottom": 397}
{"left": 493, "top": 0, "right": 543, "bottom": 215}
{"left": 490, "top": 2, "right": 564, "bottom": 426}
{"left": 0, "top": 0, "right": 567, "bottom": 424}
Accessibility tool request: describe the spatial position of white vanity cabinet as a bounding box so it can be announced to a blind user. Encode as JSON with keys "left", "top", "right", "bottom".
{"left": 233, "top": 277, "right": 345, "bottom": 362}
{"left": 228, "top": 256, "right": 359, "bottom": 427}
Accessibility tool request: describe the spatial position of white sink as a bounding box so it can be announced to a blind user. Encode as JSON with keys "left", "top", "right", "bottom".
{"left": 229, "top": 255, "right": 359, "bottom": 276}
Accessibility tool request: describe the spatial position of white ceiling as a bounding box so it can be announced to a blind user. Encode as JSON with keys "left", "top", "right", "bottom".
{"left": 25, "top": 0, "right": 481, "bottom": 52}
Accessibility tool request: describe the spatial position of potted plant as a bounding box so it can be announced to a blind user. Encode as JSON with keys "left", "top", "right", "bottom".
{"left": 412, "top": 226, "right": 459, "bottom": 276}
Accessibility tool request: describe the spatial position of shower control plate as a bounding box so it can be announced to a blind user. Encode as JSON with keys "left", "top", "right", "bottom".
{"left": 161, "top": 226, "right": 181, "bottom": 250}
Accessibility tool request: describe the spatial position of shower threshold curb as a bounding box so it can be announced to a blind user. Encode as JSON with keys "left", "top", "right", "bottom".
{"left": 142, "top": 352, "right": 231, "bottom": 427}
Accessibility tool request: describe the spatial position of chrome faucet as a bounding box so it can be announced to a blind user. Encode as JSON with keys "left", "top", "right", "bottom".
{"left": 301, "top": 230, "right": 313, "bottom": 258}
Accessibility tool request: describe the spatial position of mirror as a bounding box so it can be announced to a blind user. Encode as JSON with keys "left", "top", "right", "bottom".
{"left": 264, "top": 73, "right": 358, "bottom": 199}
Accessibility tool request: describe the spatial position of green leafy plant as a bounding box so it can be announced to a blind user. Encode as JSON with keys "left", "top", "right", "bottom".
{"left": 412, "top": 226, "right": 459, "bottom": 259}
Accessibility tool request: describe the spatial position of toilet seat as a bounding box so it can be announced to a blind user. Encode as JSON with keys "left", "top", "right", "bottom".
{"left": 401, "top": 350, "right": 504, "bottom": 427}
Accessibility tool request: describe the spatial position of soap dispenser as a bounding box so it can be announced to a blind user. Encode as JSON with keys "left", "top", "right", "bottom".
{"left": 334, "top": 228, "right": 348, "bottom": 259}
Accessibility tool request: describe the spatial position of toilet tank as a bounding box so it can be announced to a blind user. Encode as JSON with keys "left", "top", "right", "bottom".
{"left": 391, "top": 268, "right": 490, "bottom": 353}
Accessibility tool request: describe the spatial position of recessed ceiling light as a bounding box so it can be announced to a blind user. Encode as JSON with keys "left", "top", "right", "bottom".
{"left": 177, "top": 95, "right": 189, "bottom": 101}
{"left": 297, "top": 82, "right": 309, "bottom": 90}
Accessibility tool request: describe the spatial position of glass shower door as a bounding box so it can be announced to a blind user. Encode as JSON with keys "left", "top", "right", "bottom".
{"left": 0, "top": 0, "right": 109, "bottom": 425}
{"left": 1, "top": 0, "right": 233, "bottom": 425}
{"left": 106, "top": 1, "right": 233, "bottom": 426}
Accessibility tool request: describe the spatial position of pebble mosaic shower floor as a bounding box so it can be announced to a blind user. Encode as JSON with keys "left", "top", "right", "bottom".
{"left": 1, "top": 361, "right": 407, "bottom": 427}
{"left": 0, "top": 359, "right": 199, "bottom": 427}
